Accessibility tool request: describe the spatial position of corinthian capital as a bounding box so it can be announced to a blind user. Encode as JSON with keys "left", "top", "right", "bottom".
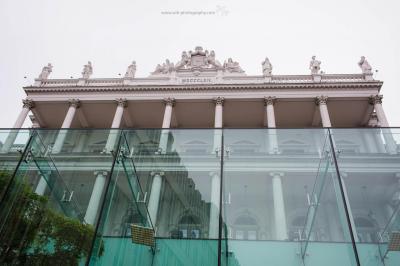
{"left": 68, "top": 99, "right": 80, "bottom": 108}
{"left": 163, "top": 97, "right": 175, "bottom": 106}
{"left": 22, "top": 99, "right": 35, "bottom": 109}
{"left": 213, "top": 97, "right": 224, "bottom": 106}
{"left": 369, "top": 95, "right": 383, "bottom": 105}
{"left": 115, "top": 98, "right": 128, "bottom": 107}
{"left": 264, "top": 96, "right": 276, "bottom": 106}
{"left": 315, "top": 96, "right": 328, "bottom": 105}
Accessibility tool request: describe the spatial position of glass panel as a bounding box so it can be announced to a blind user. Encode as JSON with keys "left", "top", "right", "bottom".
{"left": 0, "top": 129, "right": 31, "bottom": 200}
{"left": 331, "top": 128, "right": 400, "bottom": 266}
{"left": 222, "top": 129, "right": 357, "bottom": 266}
{"left": 0, "top": 131, "right": 98, "bottom": 265}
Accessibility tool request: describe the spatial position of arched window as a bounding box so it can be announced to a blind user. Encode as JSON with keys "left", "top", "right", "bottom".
{"left": 171, "top": 214, "right": 202, "bottom": 239}
{"left": 232, "top": 212, "right": 259, "bottom": 240}
{"left": 354, "top": 217, "right": 379, "bottom": 242}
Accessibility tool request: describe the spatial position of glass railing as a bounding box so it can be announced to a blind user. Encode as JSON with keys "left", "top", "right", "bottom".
{"left": 0, "top": 128, "right": 400, "bottom": 266}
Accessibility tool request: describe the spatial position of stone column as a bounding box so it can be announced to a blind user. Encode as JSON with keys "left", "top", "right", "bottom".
{"left": 1, "top": 99, "right": 34, "bottom": 153}
{"left": 104, "top": 98, "right": 127, "bottom": 153}
{"left": 264, "top": 97, "right": 279, "bottom": 154}
{"left": 213, "top": 97, "right": 224, "bottom": 153}
{"left": 158, "top": 98, "right": 175, "bottom": 154}
{"left": 52, "top": 99, "right": 80, "bottom": 153}
{"left": 369, "top": 95, "right": 397, "bottom": 154}
{"left": 84, "top": 171, "right": 108, "bottom": 225}
{"left": 35, "top": 172, "right": 50, "bottom": 196}
{"left": 147, "top": 171, "right": 164, "bottom": 226}
{"left": 271, "top": 172, "right": 288, "bottom": 240}
{"left": 315, "top": 96, "right": 332, "bottom": 128}
{"left": 209, "top": 171, "right": 221, "bottom": 239}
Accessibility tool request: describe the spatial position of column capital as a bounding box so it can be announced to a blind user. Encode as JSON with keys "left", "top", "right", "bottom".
{"left": 264, "top": 96, "right": 276, "bottom": 106}
{"left": 213, "top": 97, "right": 224, "bottom": 106}
{"left": 115, "top": 98, "right": 128, "bottom": 108}
{"left": 22, "top": 99, "right": 35, "bottom": 109}
{"left": 150, "top": 171, "right": 165, "bottom": 177}
{"left": 94, "top": 171, "right": 108, "bottom": 177}
{"left": 68, "top": 99, "right": 80, "bottom": 108}
{"left": 209, "top": 171, "right": 220, "bottom": 178}
{"left": 369, "top": 95, "right": 383, "bottom": 105}
{"left": 315, "top": 96, "right": 328, "bottom": 105}
{"left": 270, "top": 172, "right": 284, "bottom": 178}
{"left": 163, "top": 97, "right": 175, "bottom": 107}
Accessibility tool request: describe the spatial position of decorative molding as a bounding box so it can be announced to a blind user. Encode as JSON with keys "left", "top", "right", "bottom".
{"left": 115, "top": 98, "right": 127, "bottom": 107}
{"left": 264, "top": 96, "right": 276, "bottom": 106}
{"left": 213, "top": 97, "right": 224, "bottom": 106}
{"left": 68, "top": 98, "right": 80, "bottom": 108}
{"left": 163, "top": 97, "right": 175, "bottom": 106}
{"left": 369, "top": 94, "right": 383, "bottom": 105}
{"left": 315, "top": 96, "right": 328, "bottom": 105}
{"left": 22, "top": 99, "right": 35, "bottom": 109}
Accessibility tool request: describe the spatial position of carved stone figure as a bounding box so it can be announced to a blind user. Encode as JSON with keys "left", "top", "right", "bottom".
{"left": 175, "top": 51, "right": 190, "bottom": 69}
{"left": 124, "top": 61, "right": 136, "bottom": 78}
{"left": 206, "top": 50, "right": 222, "bottom": 69}
{"left": 38, "top": 63, "right": 53, "bottom": 80}
{"left": 358, "top": 56, "right": 372, "bottom": 74}
{"left": 82, "top": 61, "right": 93, "bottom": 79}
{"left": 152, "top": 64, "right": 163, "bottom": 74}
{"left": 223, "top": 58, "right": 244, "bottom": 73}
{"left": 309, "top": 56, "right": 321, "bottom": 75}
{"left": 262, "top": 57, "right": 273, "bottom": 76}
{"left": 152, "top": 59, "right": 175, "bottom": 74}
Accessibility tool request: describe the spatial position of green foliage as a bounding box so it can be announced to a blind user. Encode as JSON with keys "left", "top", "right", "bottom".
{"left": 0, "top": 171, "right": 102, "bottom": 266}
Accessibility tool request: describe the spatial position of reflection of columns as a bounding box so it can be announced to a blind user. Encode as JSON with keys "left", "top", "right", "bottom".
{"left": 264, "top": 97, "right": 279, "bottom": 154}
{"left": 104, "top": 98, "right": 127, "bottom": 153}
{"left": 315, "top": 96, "right": 332, "bottom": 128}
{"left": 84, "top": 171, "right": 107, "bottom": 225}
{"left": 1, "top": 99, "right": 34, "bottom": 153}
{"left": 35, "top": 173, "right": 50, "bottom": 196}
{"left": 369, "top": 95, "right": 397, "bottom": 154}
{"left": 52, "top": 99, "right": 80, "bottom": 153}
{"left": 158, "top": 98, "right": 175, "bottom": 154}
{"left": 209, "top": 171, "right": 221, "bottom": 239}
{"left": 213, "top": 97, "right": 224, "bottom": 153}
{"left": 362, "top": 129, "right": 378, "bottom": 153}
{"left": 148, "top": 171, "right": 164, "bottom": 226}
{"left": 271, "top": 172, "right": 288, "bottom": 240}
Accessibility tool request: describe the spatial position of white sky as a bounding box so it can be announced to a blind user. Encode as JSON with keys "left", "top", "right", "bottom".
{"left": 0, "top": 0, "right": 399, "bottom": 127}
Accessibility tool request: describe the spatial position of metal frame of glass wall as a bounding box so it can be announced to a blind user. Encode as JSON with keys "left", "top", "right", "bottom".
{"left": 0, "top": 128, "right": 399, "bottom": 266}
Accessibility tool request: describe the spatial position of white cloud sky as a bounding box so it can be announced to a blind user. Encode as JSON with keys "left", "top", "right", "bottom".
{"left": 0, "top": 0, "right": 399, "bottom": 127}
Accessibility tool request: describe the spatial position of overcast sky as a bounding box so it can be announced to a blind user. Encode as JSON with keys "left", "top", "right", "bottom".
{"left": 0, "top": 0, "right": 399, "bottom": 127}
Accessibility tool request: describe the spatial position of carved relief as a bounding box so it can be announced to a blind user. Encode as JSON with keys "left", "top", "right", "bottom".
{"left": 22, "top": 99, "right": 35, "bottom": 109}
{"left": 315, "top": 96, "right": 328, "bottom": 105}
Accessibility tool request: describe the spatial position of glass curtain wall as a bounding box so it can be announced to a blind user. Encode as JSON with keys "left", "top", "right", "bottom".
{"left": 0, "top": 128, "right": 399, "bottom": 266}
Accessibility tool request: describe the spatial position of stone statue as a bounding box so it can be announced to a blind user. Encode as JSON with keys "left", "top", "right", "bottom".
{"left": 152, "top": 64, "right": 163, "bottom": 74}
{"left": 38, "top": 63, "right": 53, "bottom": 80}
{"left": 223, "top": 58, "right": 244, "bottom": 73}
{"left": 82, "top": 61, "right": 93, "bottom": 79}
{"left": 124, "top": 61, "right": 136, "bottom": 78}
{"left": 262, "top": 57, "right": 273, "bottom": 76}
{"left": 152, "top": 59, "right": 175, "bottom": 74}
{"left": 175, "top": 51, "right": 190, "bottom": 69}
{"left": 309, "top": 56, "right": 321, "bottom": 75}
{"left": 358, "top": 56, "right": 372, "bottom": 74}
{"left": 206, "top": 50, "right": 222, "bottom": 69}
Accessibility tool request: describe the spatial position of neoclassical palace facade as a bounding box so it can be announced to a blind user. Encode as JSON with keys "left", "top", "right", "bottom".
{"left": 0, "top": 47, "right": 399, "bottom": 266}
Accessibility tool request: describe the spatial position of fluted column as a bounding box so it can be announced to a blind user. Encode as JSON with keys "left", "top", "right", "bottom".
{"left": 369, "top": 95, "right": 397, "bottom": 154}
{"left": 148, "top": 171, "right": 164, "bottom": 226}
{"left": 264, "top": 97, "right": 279, "bottom": 154}
{"left": 104, "top": 98, "right": 127, "bottom": 153}
{"left": 213, "top": 97, "right": 224, "bottom": 153}
{"left": 271, "top": 172, "right": 288, "bottom": 240}
{"left": 158, "top": 98, "right": 175, "bottom": 154}
{"left": 315, "top": 96, "right": 332, "bottom": 128}
{"left": 209, "top": 171, "right": 221, "bottom": 239}
{"left": 1, "top": 99, "right": 34, "bottom": 153}
{"left": 52, "top": 99, "right": 80, "bottom": 153}
{"left": 84, "top": 171, "right": 107, "bottom": 225}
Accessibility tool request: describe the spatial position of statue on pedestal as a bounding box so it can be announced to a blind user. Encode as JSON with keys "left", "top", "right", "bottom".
{"left": 38, "top": 63, "right": 53, "bottom": 80}
{"left": 309, "top": 56, "right": 321, "bottom": 75}
{"left": 124, "top": 61, "right": 136, "bottom": 78}
{"left": 82, "top": 61, "right": 93, "bottom": 79}
{"left": 358, "top": 56, "right": 372, "bottom": 74}
{"left": 262, "top": 57, "right": 273, "bottom": 76}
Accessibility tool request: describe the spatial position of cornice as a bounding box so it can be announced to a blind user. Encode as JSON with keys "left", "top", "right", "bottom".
{"left": 24, "top": 81, "right": 383, "bottom": 93}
